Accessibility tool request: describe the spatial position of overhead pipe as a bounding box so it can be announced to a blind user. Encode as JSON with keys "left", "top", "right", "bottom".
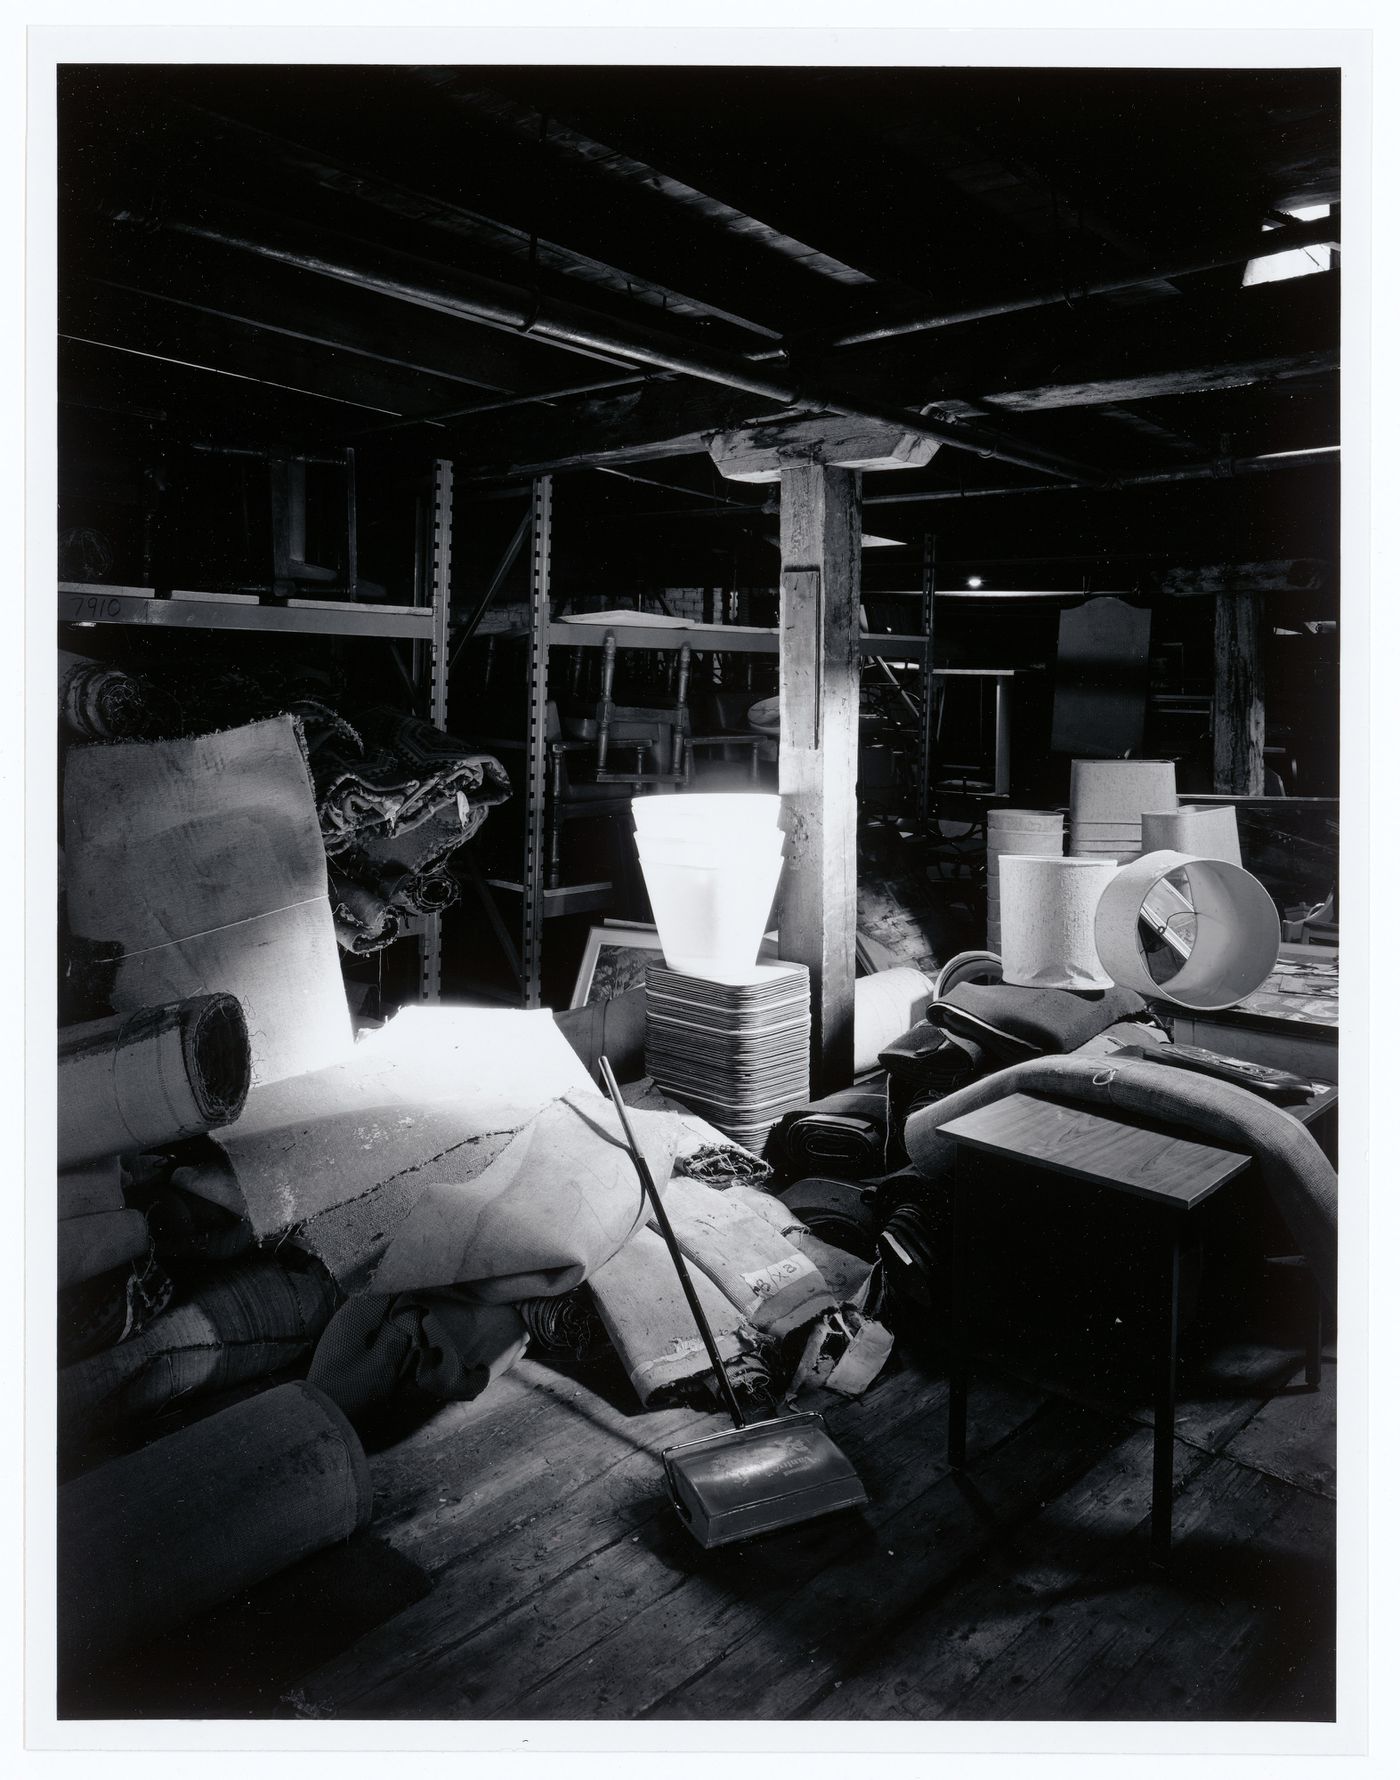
{"left": 104, "top": 199, "right": 1107, "bottom": 486}
{"left": 769, "top": 213, "right": 1342, "bottom": 356}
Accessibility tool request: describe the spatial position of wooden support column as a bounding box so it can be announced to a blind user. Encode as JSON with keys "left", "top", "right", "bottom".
{"left": 1213, "top": 590, "right": 1266, "bottom": 794}
{"left": 777, "top": 463, "right": 862, "bottom": 1094}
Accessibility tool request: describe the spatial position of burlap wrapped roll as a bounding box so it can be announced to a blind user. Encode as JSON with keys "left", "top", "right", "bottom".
{"left": 58, "top": 995, "right": 251, "bottom": 1169}
{"left": 58, "top": 1259, "right": 338, "bottom": 1447}
{"left": 58, "top": 1380, "right": 371, "bottom": 1673}
{"left": 63, "top": 716, "right": 353, "bottom": 1086}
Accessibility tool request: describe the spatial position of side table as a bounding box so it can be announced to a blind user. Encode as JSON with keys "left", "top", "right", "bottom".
{"left": 935, "top": 1084, "right": 1335, "bottom": 1568}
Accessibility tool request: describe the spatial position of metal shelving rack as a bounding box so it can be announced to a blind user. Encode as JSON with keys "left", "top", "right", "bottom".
{"left": 58, "top": 456, "right": 457, "bottom": 1006}
{"left": 471, "top": 480, "right": 943, "bottom": 1008}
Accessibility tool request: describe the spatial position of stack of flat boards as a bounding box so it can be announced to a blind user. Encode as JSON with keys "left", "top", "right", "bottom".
{"left": 644, "top": 962, "right": 811, "bottom": 1153}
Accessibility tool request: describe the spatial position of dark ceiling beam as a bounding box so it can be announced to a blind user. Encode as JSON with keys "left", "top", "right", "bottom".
{"left": 416, "top": 73, "right": 890, "bottom": 296}
{"left": 473, "top": 68, "right": 1033, "bottom": 299}
{"left": 164, "top": 92, "right": 810, "bottom": 343}
{"left": 82, "top": 234, "right": 623, "bottom": 395}
{"left": 777, "top": 214, "right": 1340, "bottom": 355}
{"left": 453, "top": 381, "right": 798, "bottom": 478}
{"left": 442, "top": 273, "right": 1339, "bottom": 477}
{"left": 109, "top": 198, "right": 1107, "bottom": 484}
{"left": 934, "top": 348, "right": 1337, "bottom": 418}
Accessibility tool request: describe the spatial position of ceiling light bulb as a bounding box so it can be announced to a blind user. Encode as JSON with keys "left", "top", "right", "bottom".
{"left": 965, "top": 576, "right": 983, "bottom": 590}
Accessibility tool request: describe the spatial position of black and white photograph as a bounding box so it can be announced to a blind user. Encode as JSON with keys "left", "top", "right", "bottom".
{"left": 20, "top": 8, "right": 1391, "bottom": 1768}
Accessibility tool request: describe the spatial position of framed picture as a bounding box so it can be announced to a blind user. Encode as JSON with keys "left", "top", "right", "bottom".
{"left": 572, "top": 921, "right": 786, "bottom": 1007}
{"left": 570, "top": 922, "right": 667, "bottom": 1008}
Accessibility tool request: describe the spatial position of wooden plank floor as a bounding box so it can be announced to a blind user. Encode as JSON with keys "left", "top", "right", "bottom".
{"left": 64, "top": 1314, "right": 1335, "bottom": 1724}
{"left": 285, "top": 1313, "right": 1333, "bottom": 1724}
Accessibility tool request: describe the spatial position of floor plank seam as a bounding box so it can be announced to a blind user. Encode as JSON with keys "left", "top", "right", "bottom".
{"left": 656, "top": 1406, "right": 1150, "bottom": 1721}
{"left": 1181, "top": 1441, "right": 1336, "bottom": 1505}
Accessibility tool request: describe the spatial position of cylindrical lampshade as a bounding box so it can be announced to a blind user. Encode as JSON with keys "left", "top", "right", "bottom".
{"left": 987, "top": 813, "right": 1063, "bottom": 950}
{"left": 1094, "top": 848, "right": 1279, "bottom": 1009}
{"left": 1069, "top": 759, "right": 1178, "bottom": 824}
{"left": 988, "top": 809, "right": 1065, "bottom": 831}
{"left": 998, "top": 855, "right": 1119, "bottom": 990}
{"left": 1139, "top": 805, "right": 1242, "bottom": 866}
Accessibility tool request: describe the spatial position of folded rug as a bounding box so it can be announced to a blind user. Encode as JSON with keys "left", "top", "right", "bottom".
{"left": 925, "top": 982, "right": 1148, "bottom": 1064}
{"left": 63, "top": 715, "right": 352, "bottom": 1086}
{"left": 58, "top": 1381, "right": 371, "bottom": 1673}
{"left": 904, "top": 1053, "right": 1337, "bottom": 1307}
{"left": 368, "top": 1090, "right": 682, "bottom": 1302}
{"left": 315, "top": 706, "right": 511, "bottom": 864}
{"left": 308, "top": 1291, "right": 527, "bottom": 1423}
{"left": 58, "top": 1258, "right": 338, "bottom": 1447}
{"left": 58, "top": 995, "right": 251, "bottom": 1169}
{"left": 765, "top": 1084, "right": 890, "bottom": 1182}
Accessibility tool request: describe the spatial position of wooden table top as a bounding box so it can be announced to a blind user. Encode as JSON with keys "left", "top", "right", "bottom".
{"left": 937, "top": 1091, "right": 1256, "bottom": 1209}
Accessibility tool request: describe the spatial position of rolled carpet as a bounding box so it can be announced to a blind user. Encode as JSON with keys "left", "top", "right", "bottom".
{"left": 765, "top": 1084, "right": 890, "bottom": 1182}
{"left": 58, "top": 995, "right": 251, "bottom": 1169}
{"left": 924, "top": 982, "right": 1148, "bottom": 1064}
{"left": 58, "top": 1258, "right": 338, "bottom": 1448}
{"left": 587, "top": 1225, "right": 754, "bottom": 1408}
{"left": 648, "top": 1175, "right": 836, "bottom": 1339}
{"left": 57, "top": 1380, "right": 371, "bottom": 1673}
{"left": 57, "top": 1208, "right": 150, "bottom": 1290}
{"left": 58, "top": 650, "right": 171, "bottom": 741}
{"left": 58, "top": 1158, "right": 125, "bottom": 1221}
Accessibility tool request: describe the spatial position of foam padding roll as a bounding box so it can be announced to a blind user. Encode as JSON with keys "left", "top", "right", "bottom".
{"left": 58, "top": 995, "right": 251, "bottom": 1169}
{"left": 998, "top": 854, "right": 1118, "bottom": 990}
{"left": 57, "top": 1380, "right": 371, "bottom": 1672}
{"left": 1094, "top": 848, "right": 1280, "bottom": 1010}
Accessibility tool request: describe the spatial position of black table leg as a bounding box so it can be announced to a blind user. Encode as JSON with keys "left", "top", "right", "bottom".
{"left": 947, "top": 1157, "right": 968, "bottom": 1471}
{"left": 1151, "top": 1216, "right": 1183, "bottom": 1571}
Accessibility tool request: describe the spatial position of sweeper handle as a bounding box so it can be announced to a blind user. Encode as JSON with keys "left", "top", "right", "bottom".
{"left": 599, "top": 1056, "right": 749, "bottom": 1432}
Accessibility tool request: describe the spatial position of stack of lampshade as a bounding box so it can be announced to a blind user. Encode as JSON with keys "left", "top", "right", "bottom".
{"left": 632, "top": 792, "right": 785, "bottom": 981}
{"left": 633, "top": 790, "right": 811, "bottom": 1151}
{"left": 1068, "top": 759, "right": 1178, "bottom": 864}
{"left": 986, "top": 808, "right": 1065, "bottom": 955}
